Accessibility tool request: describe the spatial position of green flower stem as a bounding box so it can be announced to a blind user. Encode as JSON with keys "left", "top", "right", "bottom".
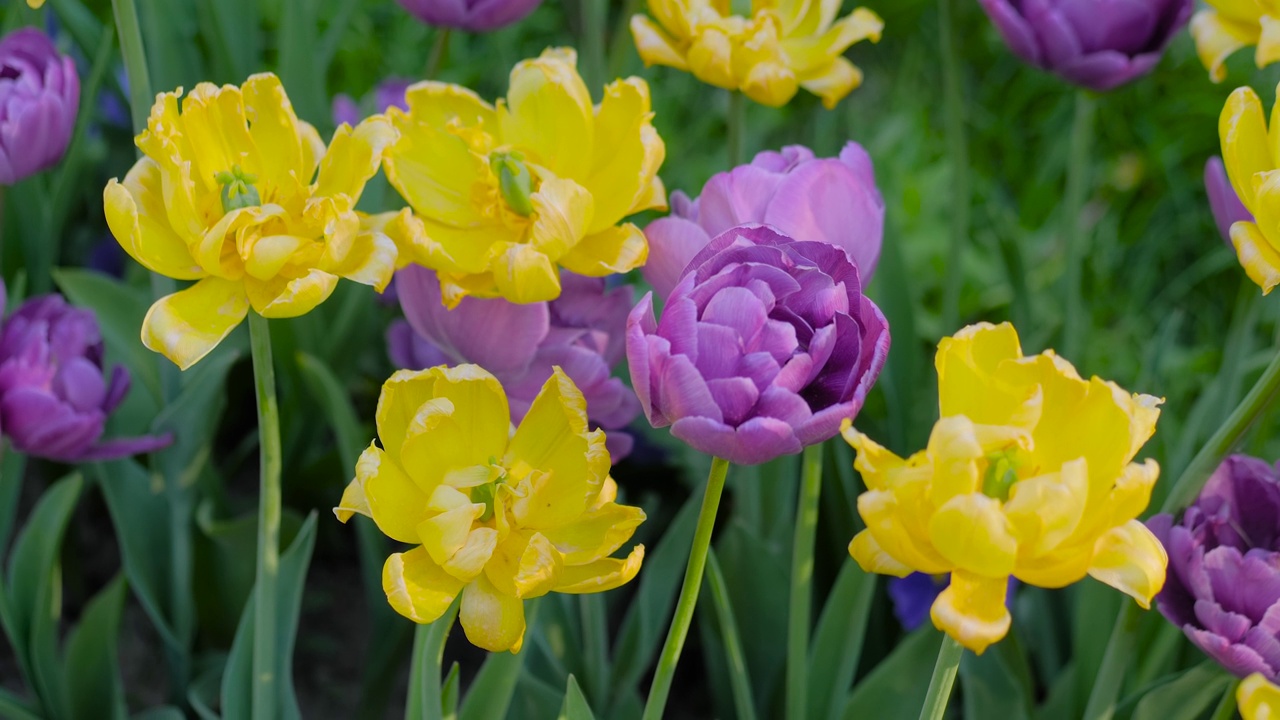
{"left": 405, "top": 599, "right": 460, "bottom": 720}
{"left": 580, "top": 594, "right": 610, "bottom": 707}
{"left": 248, "top": 311, "right": 283, "bottom": 720}
{"left": 1162, "top": 341, "right": 1280, "bottom": 512}
{"left": 111, "top": 0, "right": 153, "bottom": 136}
{"left": 918, "top": 634, "right": 964, "bottom": 720}
{"left": 785, "top": 444, "right": 823, "bottom": 720}
{"left": 642, "top": 456, "right": 731, "bottom": 720}
{"left": 579, "top": 0, "right": 607, "bottom": 94}
{"left": 1080, "top": 600, "right": 1140, "bottom": 720}
{"left": 425, "top": 28, "right": 451, "bottom": 80}
{"left": 938, "top": 0, "right": 970, "bottom": 334}
{"left": 706, "top": 550, "right": 758, "bottom": 720}
{"left": 1061, "top": 89, "right": 1095, "bottom": 361}
{"left": 727, "top": 90, "right": 745, "bottom": 167}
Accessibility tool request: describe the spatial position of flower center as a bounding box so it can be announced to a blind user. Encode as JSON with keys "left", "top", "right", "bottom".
{"left": 469, "top": 457, "right": 508, "bottom": 522}
{"left": 215, "top": 165, "right": 261, "bottom": 213}
{"left": 982, "top": 451, "right": 1019, "bottom": 502}
{"left": 489, "top": 151, "right": 535, "bottom": 217}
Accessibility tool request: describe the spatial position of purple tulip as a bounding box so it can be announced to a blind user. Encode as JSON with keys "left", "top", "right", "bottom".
{"left": 626, "top": 224, "right": 890, "bottom": 466}
{"left": 977, "top": 0, "right": 1193, "bottom": 92}
{"left": 331, "top": 77, "right": 411, "bottom": 129}
{"left": 644, "top": 142, "right": 884, "bottom": 301}
{"left": 0, "top": 27, "right": 79, "bottom": 185}
{"left": 1206, "top": 156, "right": 1252, "bottom": 247}
{"left": 889, "top": 573, "right": 1021, "bottom": 632}
{"left": 396, "top": 0, "right": 543, "bottom": 32}
{"left": 0, "top": 287, "right": 170, "bottom": 462}
{"left": 394, "top": 265, "right": 640, "bottom": 460}
{"left": 1148, "top": 455, "right": 1280, "bottom": 681}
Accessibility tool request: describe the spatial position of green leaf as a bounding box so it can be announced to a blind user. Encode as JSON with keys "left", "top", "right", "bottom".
{"left": 459, "top": 601, "right": 542, "bottom": 720}
{"left": 808, "top": 558, "right": 876, "bottom": 720}
{"left": 558, "top": 676, "right": 596, "bottom": 720}
{"left": 442, "top": 662, "right": 461, "bottom": 719}
{"left": 64, "top": 575, "right": 129, "bottom": 720}
{"left": 134, "top": 0, "right": 203, "bottom": 91}
{"left": 405, "top": 600, "right": 460, "bottom": 720}
{"left": 52, "top": 269, "right": 160, "bottom": 403}
{"left": 959, "top": 631, "right": 1031, "bottom": 720}
{"left": 842, "top": 628, "right": 944, "bottom": 719}
{"left": 705, "top": 551, "right": 756, "bottom": 720}
{"left": 220, "top": 513, "right": 319, "bottom": 720}
{"left": 713, "top": 523, "right": 789, "bottom": 710}
{"left": 151, "top": 346, "right": 240, "bottom": 488}
{"left": 0, "top": 687, "right": 41, "bottom": 720}
{"left": 0, "top": 448, "right": 28, "bottom": 559}
{"left": 1130, "top": 662, "right": 1233, "bottom": 720}
{"left": 133, "top": 707, "right": 188, "bottom": 720}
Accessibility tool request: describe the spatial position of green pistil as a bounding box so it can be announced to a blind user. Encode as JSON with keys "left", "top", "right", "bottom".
{"left": 982, "top": 452, "right": 1019, "bottom": 502}
{"left": 490, "top": 151, "right": 535, "bottom": 216}
{"left": 216, "top": 165, "right": 261, "bottom": 212}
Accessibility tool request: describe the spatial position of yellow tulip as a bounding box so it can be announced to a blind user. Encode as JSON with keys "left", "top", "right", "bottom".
{"left": 381, "top": 48, "right": 666, "bottom": 308}
{"left": 1191, "top": 0, "right": 1280, "bottom": 82}
{"left": 845, "top": 322, "right": 1166, "bottom": 654}
{"left": 335, "top": 364, "right": 645, "bottom": 653}
{"left": 1218, "top": 83, "right": 1280, "bottom": 293}
{"left": 1240, "top": 673, "right": 1280, "bottom": 720}
{"left": 104, "top": 73, "right": 401, "bottom": 369}
{"left": 630, "top": 0, "right": 883, "bottom": 108}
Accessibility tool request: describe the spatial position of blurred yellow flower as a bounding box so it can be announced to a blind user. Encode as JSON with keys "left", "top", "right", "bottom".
{"left": 1191, "top": 0, "right": 1280, "bottom": 82}
{"left": 629, "top": 0, "right": 883, "bottom": 108}
{"left": 1219, "top": 83, "right": 1280, "bottom": 293}
{"left": 104, "top": 73, "right": 400, "bottom": 370}
{"left": 26, "top": 0, "right": 43, "bottom": 7}
{"left": 335, "top": 364, "right": 645, "bottom": 653}
{"left": 845, "top": 322, "right": 1166, "bottom": 654}
{"left": 1240, "top": 673, "right": 1280, "bottom": 720}
{"left": 382, "top": 48, "right": 665, "bottom": 307}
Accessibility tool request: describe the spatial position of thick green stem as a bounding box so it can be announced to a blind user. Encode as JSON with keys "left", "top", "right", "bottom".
{"left": 785, "top": 444, "right": 823, "bottom": 720}
{"left": 110, "top": 0, "right": 153, "bottom": 135}
{"left": 579, "top": 0, "right": 607, "bottom": 93}
{"left": 706, "top": 551, "right": 757, "bottom": 720}
{"left": 726, "top": 91, "right": 745, "bottom": 167}
{"left": 248, "top": 312, "right": 283, "bottom": 720}
{"left": 642, "top": 456, "right": 731, "bottom": 720}
{"left": 918, "top": 635, "right": 964, "bottom": 720}
{"left": 1162, "top": 342, "right": 1280, "bottom": 512}
{"left": 580, "top": 594, "right": 610, "bottom": 707}
{"left": 1061, "top": 90, "right": 1095, "bottom": 360}
{"left": 425, "top": 28, "right": 451, "bottom": 79}
{"left": 405, "top": 600, "right": 460, "bottom": 720}
{"left": 1080, "top": 601, "right": 1139, "bottom": 720}
{"left": 938, "top": 0, "right": 969, "bottom": 334}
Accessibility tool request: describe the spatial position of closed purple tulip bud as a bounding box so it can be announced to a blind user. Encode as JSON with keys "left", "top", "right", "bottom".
{"left": 0, "top": 287, "right": 170, "bottom": 462}
{"left": 644, "top": 142, "right": 884, "bottom": 301}
{"left": 1206, "top": 156, "right": 1252, "bottom": 247}
{"left": 394, "top": 265, "right": 640, "bottom": 460}
{"left": 0, "top": 28, "right": 79, "bottom": 185}
{"left": 627, "top": 224, "right": 890, "bottom": 466}
{"left": 977, "top": 0, "right": 1193, "bottom": 92}
{"left": 396, "top": 0, "right": 543, "bottom": 32}
{"left": 1148, "top": 455, "right": 1280, "bottom": 681}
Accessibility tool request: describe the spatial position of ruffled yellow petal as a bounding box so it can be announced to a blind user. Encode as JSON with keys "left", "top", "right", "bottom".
{"left": 848, "top": 530, "right": 913, "bottom": 577}
{"left": 376, "top": 368, "right": 442, "bottom": 461}
{"left": 797, "top": 57, "right": 862, "bottom": 110}
{"left": 358, "top": 443, "right": 430, "bottom": 544}
{"left": 489, "top": 242, "right": 562, "bottom": 304}
{"left": 507, "top": 368, "right": 593, "bottom": 529}
{"left": 1086, "top": 520, "right": 1167, "bottom": 608}
{"left": 541, "top": 502, "right": 646, "bottom": 564}
{"left": 242, "top": 73, "right": 307, "bottom": 190}
{"left": 1191, "top": 10, "right": 1256, "bottom": 83}
{"left": 936, "top": 322, "right": 1041, "bottom": 430}
{"left": 1232, "top": 220, "right": 1280, "bottom": 293}
{"left": 324, "top": 225, "right": 398, "bottom": 291}
{"left": 418, "top": 501, "right": 485, "bottom": 569}
{"left": 529, "top": 175, "right": 593, "bottom": 260}
{"left": 314, "top": 116, "right": 397, "bottom": 204}
{"left": 104, "top": 163, "right": 204, "bottom": 280}
{"left": 930, "top": 570, "right": 1012, "bottom": 654}
{"left": 486, "top": 531, "right": 564, "bottom": 599}
{"left": 142, "top": 277, "right": 249, "bottom": 370}
{"left": 630, "top": 15, "right": 691, "bottom": 70}
{"left": 442, "top": 528, "right": 500, "bottom": 582}
{"left": 858, "top": 489, "right": 951, "bottom": 574}
{"left": 928, "top": 494, "right": 1018, "bottom": 578}
{"left": 460, "top": 573, "right": 527, "bottom": 653}
{"left": 687, "top": 28, "right": 737, "bottom": 89}
{"left": 397, "top": 371, "right": 508, "bottom": 491}
{"left": 245, "top": 268, "right": 338, "bottom": 318}
{"left": 383, "top": 546, "right": 465, "bottom": 624}
{"left": 558, "top": 224, "right": 649, "bottom": 277}
{"left": 1259, "top": 15, "right": 1280, "bottom": 68}
{"left": 383, "top": 117, "right": 492, "bottom": 228}
{"left": 333, "top": 477, "right": 371, "bottom": 523}
{"left": 1003, "top": 458, "right": 1088, "bottom": 557}
{"left": 178, "top": 82, "right": 263, "bottom": 193}
{"left": 1221, "top": 86, "right": 1274, "bottom": 213}
{"left": 499, "top": 49, "right": 594, "bottom": 182}
{"left": 1238, "top": 673, "right": 1280, "bottom": 720}
{"left": 402, "top": 80, "right": 497, "bottom": 130}
{"left": 587, "top": 79, "right": 663, "bottom": 231}
{"left": 554, "top": 543, "right": 645, "bottom": 594}
{"left": 741, "top": 61, "right": 798, "bottom": 108}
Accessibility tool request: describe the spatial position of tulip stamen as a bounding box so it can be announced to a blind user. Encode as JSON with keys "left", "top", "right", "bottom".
{"left": 216, "top": 165, "right": 261, "bottom": 213}
{"left": 489, "top": 151, "right": 536, "bottom": 217}
{"left": 982, "top": 452, "right": 1019, "bottom": 502}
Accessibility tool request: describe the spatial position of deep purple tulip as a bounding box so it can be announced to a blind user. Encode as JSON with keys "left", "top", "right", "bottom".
{"left": 644, "top": 142, "right": 884, "bottom": 301}
{"left": 1148, "top": 455, "right": 1280, "bottom": 681}
{"left": 0, "top": 287, "right": 170, "bottom": 462}
{"left": 626, "top": 224, "right": 890, "bottom": 466}
{"left": 0, "top": 28, "right": 79, "bottom": 184}
{"left": 396, "top": 0, "right": 543, "bottom": 32}
{"left": 331, "top": 77, "right": 411, "bottom": 129}
{"left": 977, "top": 0, "right": 1193, "bottom": 92}
{"left": 394, "top": 265, "right": 640, "bottom": 460}
{"left": 1206, "top": 156, "right": 1252, "bottom": 247}
{"left": 889, "top": 573, "right": 1020, "bottom": 632}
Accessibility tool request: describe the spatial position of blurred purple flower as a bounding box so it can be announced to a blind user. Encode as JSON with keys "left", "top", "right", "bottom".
{"left": 889, "top": 573, "right": 1021, "bottom": 632}
{"left": 0, "top": 286, "right": 170, "bottom": 462}
{"left": 394, "top": 265, "right": 640, "bottom": 460}
{"left": 0, "top": 27, "right": 79, "bottom": 184}
{"left": 627, "top": 224, "right": 889, "bottom": 466}
{"left": 1206, "top": 156, "right": 1252, "bottom": 247}
{"left": 977, "top": 0, "right": 1192, "bottom": 92}
{"left": 644, "top": 142, "right": 884, "bottom": 301}
{"left": 331, "top": 77, "right": 412, "bottom": 128}
{"left": 396, "top": 0, "right": 543, "bottom": 31}
{"left": 1149, "top": 455, "right": 1280, "bottom": 681}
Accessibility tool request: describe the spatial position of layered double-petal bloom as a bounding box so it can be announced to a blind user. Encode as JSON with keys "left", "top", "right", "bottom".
{"left": 1241, "top": 674, "right": 1280, "bottom": 719}
{"left": 630, "top": 0, "right": 883, "bottom": 108}
{"left": 1207, "top": 156, "right": 1253, "bottom": 245}
{"left": 1191, "top": 0, "right": 1280, "bottom": 82}
{"left": 644, "top": 142, "right": 883, "bottom": 300}
{"left": 397, "top": 0, "right": 543, "bottom": 32}
{"left": 390, "top": 266, "right": 640, "bottom": 459}
{"left": 978, "top": 0, "right": 1193, "bottom": 91}
{"left": 1217, "top": 84, "right": 1280, "bottom": 293}
{"left": 0, "top": 287, "right": 170, "bottom": 461}
{"left": 626, "top": 224, "right": 889, "bottom": 466}
{"left": 382, "top": 49, "right": 665, "bottom": 306}
{"left": 104, "top": 73, "right": 401, "bottom": 369}
{"left": 0, "top": 27, "right": 79, "bottom": 184}
{"left": 846, "top": 322, "right": 1166, "bottom": 653}
{"left": 1149, "top": 455, "right": 1280, "bottom": 681}
{"left": 335, "top": 365, "right": 645, "bottom": 653}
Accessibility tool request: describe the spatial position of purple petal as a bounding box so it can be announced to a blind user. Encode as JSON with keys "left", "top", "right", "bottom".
{"left": 670, "top": 414, "right": 802, "bottom": 465}
{"left": 642, "top": 216, "right": 712, "bottom": 301}
{"left": 696, "top": 165, "right": 785, "bottom": 237}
